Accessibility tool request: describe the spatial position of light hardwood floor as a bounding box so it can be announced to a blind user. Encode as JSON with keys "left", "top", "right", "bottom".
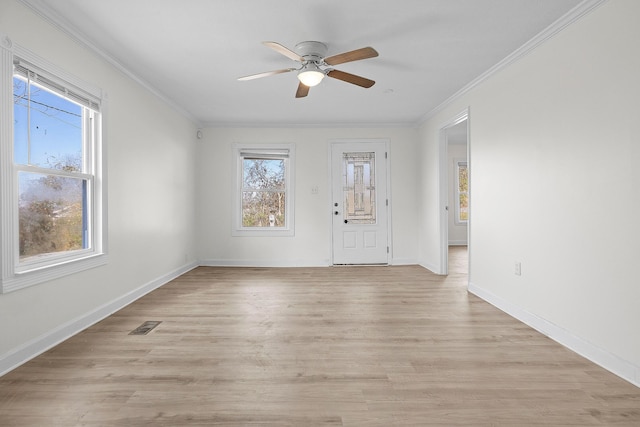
{"left": 1, "top": 247, "right": 639, "bottom": 426}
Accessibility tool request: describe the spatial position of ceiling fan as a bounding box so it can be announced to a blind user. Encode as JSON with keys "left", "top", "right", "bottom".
{"left": 238, "top": 41, "right": 379, "bottom": 98}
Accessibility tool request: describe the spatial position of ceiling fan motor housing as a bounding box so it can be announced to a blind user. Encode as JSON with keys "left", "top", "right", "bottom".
{"left": 295, "top": 41, "right": 328, "bottom": 64}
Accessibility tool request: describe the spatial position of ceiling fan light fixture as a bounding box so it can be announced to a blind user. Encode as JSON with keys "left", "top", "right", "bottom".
{"left": 297, "top": 63, "right": 325, "bottom": 87}
{"left": 239, "top": 41, "right": 378, "bottom": 97}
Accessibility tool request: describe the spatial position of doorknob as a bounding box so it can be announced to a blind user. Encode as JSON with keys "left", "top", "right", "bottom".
{"left": 344, "top": 219, "right": 348, "bottom": 224}
{"left": 334, "top": 211, "right": 339, "bottom": 215}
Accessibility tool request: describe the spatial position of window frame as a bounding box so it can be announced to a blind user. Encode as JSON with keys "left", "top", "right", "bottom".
{"left": 0, "top": 39, "right": 107, "bottom": 293}
{"left": 454, "top": 160, "right": 468, "bottom": 225}
{"left": 232, "top": 143, "right": 295, "bottom": 237}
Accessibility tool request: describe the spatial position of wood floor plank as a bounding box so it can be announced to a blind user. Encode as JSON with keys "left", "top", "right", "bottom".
{"left": 1, "top": 247, "right": 639, "bottom": 426}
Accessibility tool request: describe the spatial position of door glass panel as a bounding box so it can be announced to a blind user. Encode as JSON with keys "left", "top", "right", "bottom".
{"left": 342, "top": 152, "right": 376, "bottom": 224}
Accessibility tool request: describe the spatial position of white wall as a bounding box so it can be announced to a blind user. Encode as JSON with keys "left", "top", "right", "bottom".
{"left": 448, "top": 143, "right": 468, "bottom": 245}
{"left": 197, "top": 127, "right": 420, "bottom": 266}
{"left": 419, "top": 0, "right": 640, "bottom": 385}
{"left": 3, "top": 0, "right": 638, "bottom": 389}
{"left": 0, "top": 1, "right": 199, "bottom": 373}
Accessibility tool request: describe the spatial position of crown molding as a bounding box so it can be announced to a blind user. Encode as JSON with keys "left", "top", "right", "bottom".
{"left": 16, "top": 0, "right": 606, "bottom": 130}
{"left": 17, "top": 0, "right": 202, "bottom": 126}
{"left": 417, "top": 0, "right": 608, "bottom": 125}
{"left": 203, "top": 120, "right": 419, "bottom": 129}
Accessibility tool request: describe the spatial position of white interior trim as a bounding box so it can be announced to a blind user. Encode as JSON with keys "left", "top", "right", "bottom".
{"left": 418, "top": 0, "right": 608, "bottom": 124}
{"left": 231, "top": 143, "right": 296, "bottom": 237}
{"left": 0, "top": 39, "right": 108, "bottom": 293}
{"left": 204, "top": 120, "right": 419, "bottom": 129}
{"left": 0, "top": 35, "right": 15, "bottom": 289}
{"left": 5, "top": 260, "right": 637, "bottom": 388}
{"left": 469, "top": 282, "right": 640, "bottom": 388}
{"left": 17, "top": 0, "right": 201, "bottom": 125}
{"left": 437, "top": 109, "right": 470, "bottom": 275}
{"left": 0, "top": 261, "right": 198, "bottom": 377}
{"left": 199, "top": 259, "right": 330, "bottom": 268}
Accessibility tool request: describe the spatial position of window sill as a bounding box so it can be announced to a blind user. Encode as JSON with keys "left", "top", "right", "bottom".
{"left": 232, "top": 228, "right": 295, "bottom": 237}
{"left": 1, "top": 253, "right": 108, "bottom": 294}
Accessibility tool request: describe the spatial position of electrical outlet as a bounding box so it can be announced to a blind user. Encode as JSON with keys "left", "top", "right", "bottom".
{"left": 514, "top": 262, "right": 522, "bottom": 276}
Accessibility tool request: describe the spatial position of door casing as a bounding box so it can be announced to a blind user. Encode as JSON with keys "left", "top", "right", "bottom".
{"left": 438, "top": 108, "right": 470, "bottom": 275}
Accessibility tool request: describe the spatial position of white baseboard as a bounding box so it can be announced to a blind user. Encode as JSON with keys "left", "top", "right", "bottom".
{"left": 203, "top": 258, "right": 422, "bottom": 268}
{"left": 419, "top": 260, "right": 441, "bottom": 275}
{"left": 199, "top": 259, "right": 331, "bottom": 268}
{"left": 468, "top": 282, "right": 640, "bottom": 388}
{"left": 0, "top": 261, "right": 198, "bottom": 377}
{"left": 14, "top": 264, "right": 636, "bottom": 389}
{"left": 448, "top": 240, "right": 468, "bottom": 246}
{"left": 390, "top": 257, "right": 418, "bottom": 266}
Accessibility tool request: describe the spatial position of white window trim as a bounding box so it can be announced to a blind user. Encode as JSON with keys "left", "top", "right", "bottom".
{"left": 0, "top": 36, "right": 108, "bottom": 293}
{"left": 454, "top": 160, "right": 468, "bottom": 226}
{"left": 232, "top": 143, "right": 295, "bottom": 237}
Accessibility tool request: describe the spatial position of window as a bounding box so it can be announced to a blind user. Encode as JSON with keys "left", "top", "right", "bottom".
{"left": 1, "top": 42, "right": 106, "bottom": 293}
{"left": 232, "top": 144, "right": 295, "bottom": 236}
{"left": 455, "top": 161, "right": 468, "bottom": 224}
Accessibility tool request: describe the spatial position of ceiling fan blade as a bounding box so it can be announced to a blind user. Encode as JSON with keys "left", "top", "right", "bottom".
{"left": 263, "top": 41, "right": 304, "bottom": 62}
{"left": 327, "top": 69, "right": 375, "bottom": 88}
{"left": 237, "top": 68, "right": 296, "bottom": 81}
{"left": 324, "top": 47, "right": 378, "bottom": 66}
{"left": 295, "top": 82, "right": 310, "bottom": 98}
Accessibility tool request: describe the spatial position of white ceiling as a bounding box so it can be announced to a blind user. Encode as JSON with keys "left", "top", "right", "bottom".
{"left": 22, "top": 0, "right": 583, "bottom": 127}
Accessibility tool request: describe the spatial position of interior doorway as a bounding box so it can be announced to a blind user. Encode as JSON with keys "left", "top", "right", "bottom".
{"left": 438, "top": 109, "right": 469, "bottom": 275}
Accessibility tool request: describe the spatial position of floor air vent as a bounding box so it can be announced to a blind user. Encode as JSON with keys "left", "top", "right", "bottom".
{"left": 129, "top": 321, "right": 162, "bottom": 335}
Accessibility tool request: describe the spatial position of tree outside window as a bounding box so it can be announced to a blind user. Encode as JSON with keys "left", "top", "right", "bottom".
{"left": 232, "top": 144, "right": 295, "bottom": 237}
{"left": 242, "top": 158, "right": 285, "bottom": 227}
{"left": 1, "top": 48, "right": 106, "bottom": 293}
{"left": 13, "top": 76, "right": 88, "bottom": 260}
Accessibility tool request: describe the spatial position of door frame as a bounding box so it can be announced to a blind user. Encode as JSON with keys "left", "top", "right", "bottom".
{"left": 329, "top": 139, "right": 392, "bottom": 265}
{"left": 438, "top": 108, "right": 470, "bottom": 275}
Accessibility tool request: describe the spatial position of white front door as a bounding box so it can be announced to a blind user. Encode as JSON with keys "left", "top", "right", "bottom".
{"left": 331, "top": 141, "right": 389, "bottom": 265}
